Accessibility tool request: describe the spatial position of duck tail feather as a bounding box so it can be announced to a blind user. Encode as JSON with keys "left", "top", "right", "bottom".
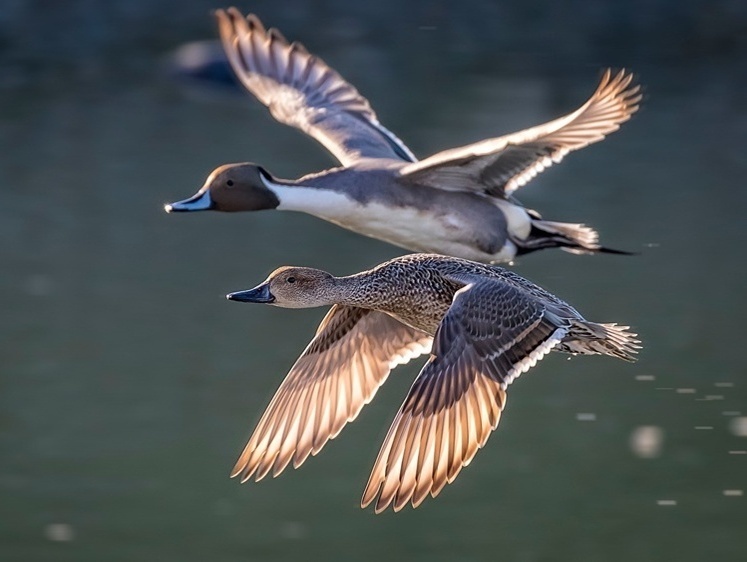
{"left": 520, "top": 218, "right": 634, "bottom": 256}
{"left": 560, "top": 322, "right": 642, "bottom": 362}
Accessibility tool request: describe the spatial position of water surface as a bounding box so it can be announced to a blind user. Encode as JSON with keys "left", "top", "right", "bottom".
{"left": 1, "top": 22, "right": 746, "bottom": 562}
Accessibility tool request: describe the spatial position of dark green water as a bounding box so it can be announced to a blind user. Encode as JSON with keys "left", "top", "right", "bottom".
{"left": 1, "top": 29, "right": 746, "bottom": 562}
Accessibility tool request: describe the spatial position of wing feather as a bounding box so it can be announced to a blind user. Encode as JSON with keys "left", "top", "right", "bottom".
{"left": 362, "top": 278, "right": 568, "bottom": 512}
{"left": 232, "top": 306, "right": 432, "bottom": 483}
{"left": 217, "top": 9, "right": 416, "bottom": 165}
{"left": 401, "top": 69, "right": 640, "bottom": 197}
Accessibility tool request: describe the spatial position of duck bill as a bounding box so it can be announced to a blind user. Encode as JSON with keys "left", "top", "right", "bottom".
{"left": 164, "top": 189, "right": 214, "bottom": 213}
{"left": 226, "top": 283, "right": 275, "bottom": 304}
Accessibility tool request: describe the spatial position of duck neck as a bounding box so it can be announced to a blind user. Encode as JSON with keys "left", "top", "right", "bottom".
{"left": 331, "top": 273, "right": 389, "bottom": 310}
{"left": 261, "top": 171, "right": 352, "bottom": 219}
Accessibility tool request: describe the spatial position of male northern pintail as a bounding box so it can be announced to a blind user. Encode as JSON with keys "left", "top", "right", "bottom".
{"left": 226, "top": 254, "right": 640, "bottom": 512}
{"left": 165, "top": 8, "right": 641, "bottom": 263}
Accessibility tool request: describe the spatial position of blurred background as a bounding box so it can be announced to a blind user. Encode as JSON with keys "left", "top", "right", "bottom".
{"left": 1, "top": 0, "right": 746, "bottom": 560}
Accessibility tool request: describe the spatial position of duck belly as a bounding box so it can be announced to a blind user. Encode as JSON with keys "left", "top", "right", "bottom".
{"left": 323, "top": 198, "right": 519, "bottom": 263}
{"left": 276, "top": 185, "right": 530, "bottom": 263}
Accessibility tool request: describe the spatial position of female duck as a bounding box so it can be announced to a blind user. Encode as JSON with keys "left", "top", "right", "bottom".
{"left": 226, "top": 254, "right": 640, "bottom": 512}
{"left": 166, "top": 9, "right": 641, "bottom": 263}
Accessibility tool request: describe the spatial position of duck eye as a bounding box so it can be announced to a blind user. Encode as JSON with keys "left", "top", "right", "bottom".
{"left": 226, "top": 180, "right": 234, "bottom": 187}
{"left": 287, "top": 277, "right": 296, "bottom": 284}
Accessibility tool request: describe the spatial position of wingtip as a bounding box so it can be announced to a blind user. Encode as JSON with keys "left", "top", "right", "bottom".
{"left": 232, "top": 458, "right": 261, "bottom": 483}
{"left": 268, "top": 26, "right": 289, "bottom": 45}
{"left": 599, "top": 67, "right": 613, "bottom": 86}
{"left": 374, "top": 498, "right": 391, "bottom": 514}
{"left": 392, "top": 492, "right": 412, "bottom": 513}
{"left": 217, "top": 6, "right": 241, "bottom": 26}
{"left": 226, "top": 6, "right": 243, "bottom": 19}
{"left": 229, "top": 463, "right": 243, "bottom": 479}
{"left": 361, "top": 478, "right": 383, "bottom": 511}
{"left": 245, "top": 13, "right": 268, "bottom": 35}
{"left": 215, "top": 7, "right": 235, "bottom": 43}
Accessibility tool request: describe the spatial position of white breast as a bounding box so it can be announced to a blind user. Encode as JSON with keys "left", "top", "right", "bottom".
{"left": 269, "top": 181, "right": 523, "bottom": 263}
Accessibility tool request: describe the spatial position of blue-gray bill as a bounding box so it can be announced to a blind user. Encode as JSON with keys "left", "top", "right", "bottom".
{"left": 164, "top": 190, "right": 213, "bottom": 213}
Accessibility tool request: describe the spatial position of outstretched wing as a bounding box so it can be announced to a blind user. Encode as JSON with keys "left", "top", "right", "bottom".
{"left": 361, "top": 277, "right": 568, "bottom": 513}
{"left": 217, "top": 8, "right": 416, "bottom": 166}
{"left": 231, "top": 306, "right": 432, "bottom": 483}
{"left": 400, "top": 69, "right": 641, "bottom": 196}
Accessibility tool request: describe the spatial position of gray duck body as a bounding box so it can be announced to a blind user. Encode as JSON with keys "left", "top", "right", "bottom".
{"left": 291, "top": 163, "right": 514, "bottom": 258}
{"left": 165, "top": 9, "right": 641, "bottom": 263}
{"left": 226, "top": 254, "right": 640, "bottom": 512}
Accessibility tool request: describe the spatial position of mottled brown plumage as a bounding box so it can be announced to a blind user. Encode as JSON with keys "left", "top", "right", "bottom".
{"left": 227, "top": 254, "right": 640, "bottom": 512}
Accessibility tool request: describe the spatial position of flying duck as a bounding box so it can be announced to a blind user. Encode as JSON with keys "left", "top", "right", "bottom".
{"left": 165, "top": 8, "right": 641, "bottom": 263}
{"left": 226, "top": 254, "right": 640, "bottom": 512}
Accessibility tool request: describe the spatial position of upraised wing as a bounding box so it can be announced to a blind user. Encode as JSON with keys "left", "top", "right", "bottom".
{"left": 361, "top": 276, "right": 568, "bottom": 512}
{"left": 217, "top": 8, "right": 416, "bottom": 166}
{"left": 400, "top": 69, "right": 641, "bottom": 197}
{"left": 231, "top": 306, "right": 432, "bottom": 483}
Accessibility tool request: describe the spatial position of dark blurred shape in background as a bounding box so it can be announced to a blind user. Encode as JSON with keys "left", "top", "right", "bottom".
{"left": 1, "top": 0, "right": 746, "bottom": 83}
